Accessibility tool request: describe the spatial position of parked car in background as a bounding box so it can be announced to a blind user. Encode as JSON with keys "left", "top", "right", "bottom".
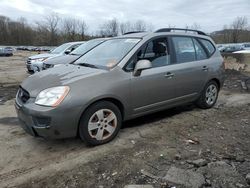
{"left": 0, "top": 47, "right": 14, "bottom": 56}
{"left": 26, "top": 41, "right": 84, "bottom": 73}
{"left": 217, "top": 45, "right": 226, "bottom": 52}
{"left": 16, "top": 46, "right": 54, "bottom": 51}
{"left": 233, "top": 50, "right": 250, "bottom": 54}
{"left": 4, "top": 47, "right": 14, "bottom": 56}
{"left": 0, "top": 48, "right": 5, "bottom": 56}
{"left": 16, "top": 28, "right": 225, "bottom": 146}
{"left": 242, "top": 43, "right": 250, "bottom": 50}
{"left": 43, "top": 38, "right": 107, "bottom": 70}
{"left": 221, "top": 45, "right": 244, "bottom": 53}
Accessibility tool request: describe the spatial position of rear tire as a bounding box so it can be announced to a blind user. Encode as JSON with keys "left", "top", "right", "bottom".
{"left": 196, "top": 80, "right": 219, "bottom": 109}
{"left": 79, "top": 101, "right": 122, "bottom": 146}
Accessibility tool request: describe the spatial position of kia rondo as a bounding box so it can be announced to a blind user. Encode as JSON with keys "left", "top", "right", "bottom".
{"left": 15, "top": 28, "right": 225, "bottom": 145}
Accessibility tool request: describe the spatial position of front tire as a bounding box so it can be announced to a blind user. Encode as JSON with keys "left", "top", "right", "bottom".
{"left": 79, "top": 101, "right": 122, "bottom": 146}
{"left": 196, "top": 80, "right": 219, "bottom": 109}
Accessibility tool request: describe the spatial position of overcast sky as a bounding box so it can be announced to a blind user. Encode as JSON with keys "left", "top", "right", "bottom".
{"left": 0, "top": 0, "right": 249, "bottom": 33}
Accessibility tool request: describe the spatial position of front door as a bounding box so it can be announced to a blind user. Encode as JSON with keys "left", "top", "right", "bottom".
{"left": 128, "top": 37, "right": 177, "bottom": 115}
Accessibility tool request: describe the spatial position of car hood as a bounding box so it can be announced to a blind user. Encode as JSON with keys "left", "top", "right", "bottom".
{"left": 44, "top": 55, "right": 79, "bottom": 65}
{"left": 29, "top": 53, "right": 58, "bottom": 60}
{"left": 21, "top": 64, "right": 106, "bottom": 97}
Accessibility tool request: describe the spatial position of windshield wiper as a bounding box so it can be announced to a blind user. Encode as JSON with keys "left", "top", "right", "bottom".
{"left": 78, "top": 63, "right": 98, "bottom": 69}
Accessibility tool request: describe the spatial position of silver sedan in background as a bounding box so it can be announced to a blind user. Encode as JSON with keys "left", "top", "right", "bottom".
{"left": 42, "top": 38, "right": 107, "bottom": 70}
{"left": 26, "top": 41, "right": 84, "bottom": 73}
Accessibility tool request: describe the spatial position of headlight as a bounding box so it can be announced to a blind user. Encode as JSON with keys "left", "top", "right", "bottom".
{"left": 35, "top": 86, "right": 70, "bottom": 107}
{"left": 30, "top": 57, "right": 48, "bottom": 63}
{"left": 43, "top": 63, "right": 54, "bottom": 69}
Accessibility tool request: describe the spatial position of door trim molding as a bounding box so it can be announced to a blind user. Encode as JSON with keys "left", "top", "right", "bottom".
{"left": 134, "top": 93, "right": 197, "bottom": 112}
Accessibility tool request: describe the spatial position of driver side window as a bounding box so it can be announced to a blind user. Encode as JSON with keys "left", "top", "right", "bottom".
{"left": 126, "top": 37, "right": 171, "bottom": 71}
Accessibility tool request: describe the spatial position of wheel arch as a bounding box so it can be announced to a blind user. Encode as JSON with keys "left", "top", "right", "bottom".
{"left": 76, "top": 96, "right": 126, "bottom": 137}
{"left": 210, "top": 78, "right": 221, "bottom": 90}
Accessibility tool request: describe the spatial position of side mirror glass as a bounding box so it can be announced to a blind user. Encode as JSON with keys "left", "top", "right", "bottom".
{"left": 133, "top": 59, "right": 152, "bottom": 76}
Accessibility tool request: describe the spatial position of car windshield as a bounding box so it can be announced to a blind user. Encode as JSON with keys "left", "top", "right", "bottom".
{"left": 74, "top": 38, "right": 141, "bottom": 69}
{"left": 50, "top": 43, "right": 72, "bottom": 54}
{"left": 70, "top": 39, "right": 104, "bottom": 56}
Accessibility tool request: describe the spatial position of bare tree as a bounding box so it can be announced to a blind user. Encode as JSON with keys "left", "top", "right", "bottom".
{"left": 191, "top": 23, "right": 201, "bottom": 30}
{"left": 44, "top": 13, "right": 60, "bottom": 45}
{"left": 0, "top": 16, "right": 10, "bottom": 44}
{"left": 120, "top": 21, "right": 133, "bottom": 34}
{"left": 78, "top": 19, "right": 88, "bottom": 40}
{"left": 35, "top": 21, "right": 50, "bottom": 45}
{"left": 99, "top": 18, "right": 119, "bottom": 37}
{"left": 62, "top": 17, "right": 78, "bottom": 41}
{"left": 231, "top": 16, "right": 248, "bottom": 43}
{"left": 120, "top": 20, "right": 153, "bottom": 34}
{"left": 185, "top": 23, "right": 201, "bottom": 30}
{"left": 222, "top": 25, "right": 231, "bottom": 43}
{"left": 133, "top": 20, "right": 146, "bottom": 31}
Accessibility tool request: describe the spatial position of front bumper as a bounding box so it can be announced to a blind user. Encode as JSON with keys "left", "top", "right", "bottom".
{"left": 26, "top": 63, "right": 34, "bottom": 73}
{"left": 26, "top": 61, "right": 44, "bottom": 72}
{"left": 15, "top": 97, "right": 81, "bottom": 139}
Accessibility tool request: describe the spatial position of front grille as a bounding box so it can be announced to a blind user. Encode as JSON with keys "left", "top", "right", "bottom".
{"left": 18, "top": 87, "right": 30, "bottom": 103}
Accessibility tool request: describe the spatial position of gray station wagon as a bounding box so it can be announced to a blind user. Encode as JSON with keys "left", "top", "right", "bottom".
{"left": 15, "top": 28, "right": 225, "bottom": 145}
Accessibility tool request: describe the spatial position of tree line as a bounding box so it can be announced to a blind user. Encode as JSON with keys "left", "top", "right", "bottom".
{"left": 0, "top": 13, "right": 249, "bottom": 46}
{"left": 211, "top": 16, "right": 250, "bottom": 43}
{"left": 0, "top": 13, "right": 153, "bottom": 46}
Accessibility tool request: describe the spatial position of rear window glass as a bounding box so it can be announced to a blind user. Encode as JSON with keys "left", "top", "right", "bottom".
{"left": 199, "top": 39, "right": 215, "bottom": 56}
{"left": 193, "top": 39, "right": 208, "bottom": 60}
{"left": 172, "top": 37, "right": 196, "bottom": 63}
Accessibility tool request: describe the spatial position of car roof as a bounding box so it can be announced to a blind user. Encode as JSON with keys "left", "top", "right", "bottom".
{"left": 116, "top": 32, "right": 211, "bottom": 42}
{"left": 116, "top": 32, "right": 149, "bottom": 38}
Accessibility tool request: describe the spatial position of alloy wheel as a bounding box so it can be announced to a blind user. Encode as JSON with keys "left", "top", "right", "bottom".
{"left": 88, "top": 109, "right": 117, "bottom": 141}
{"left": 205, "top": 84, "right": 218, "bottom": 105}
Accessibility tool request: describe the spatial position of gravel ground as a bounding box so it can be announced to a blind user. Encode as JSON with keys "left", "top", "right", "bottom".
{"left": 0, "top": 52, "right": 250, "bottom": 188}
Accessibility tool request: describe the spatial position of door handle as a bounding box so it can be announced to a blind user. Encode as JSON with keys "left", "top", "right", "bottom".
{"left": 202, "top": 66, "right": 208, "bottom": 71}
{"left": 164, "top": 72, "right": 174, "bottom": 78}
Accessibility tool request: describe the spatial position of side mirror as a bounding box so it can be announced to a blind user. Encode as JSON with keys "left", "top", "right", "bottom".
{"left": 133, "top": 60, "right": 152, "bottom": 76}
{"left": 65, "top": 49, "right": 71, "bottom": 54}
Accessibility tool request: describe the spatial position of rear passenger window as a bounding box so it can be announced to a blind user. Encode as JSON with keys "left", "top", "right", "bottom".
{"left": 199, "top": 39, "right": 215, "bottom": 56}
{"left": 193, "top": 39, "right": 207, "bottom": 60}
{"left": 172, "top": 37, "right": 195, "bottom": 63}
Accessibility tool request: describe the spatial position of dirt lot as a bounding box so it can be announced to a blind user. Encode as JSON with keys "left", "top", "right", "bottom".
{"left": 0, "top": 52, "right": 250, "bottom": 188}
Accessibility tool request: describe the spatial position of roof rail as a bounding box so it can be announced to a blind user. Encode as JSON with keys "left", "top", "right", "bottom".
{"left": 123, "top": 31, "right": 144, "bottom": 35}
{"left": 155, "top": 28, "right": 207, "bottom": 36}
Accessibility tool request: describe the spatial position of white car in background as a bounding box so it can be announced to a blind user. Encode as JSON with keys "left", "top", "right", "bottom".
{"left": 26, "top": 41, "right": 84, "bottom": 73}
{"left": 233, "top": 50, "right": 250, "bottom": 54}
{"left": 242, "top": 43, "right": 250, "bottom": 50}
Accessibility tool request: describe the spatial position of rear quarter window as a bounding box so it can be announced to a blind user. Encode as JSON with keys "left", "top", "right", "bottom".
{"left": 199, "top": 39, "right": 215, "bottom": 56}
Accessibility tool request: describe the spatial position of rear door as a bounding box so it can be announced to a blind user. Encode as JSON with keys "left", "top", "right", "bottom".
{"left": 168, "top": 36, "right": 210, "bottom": 99}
